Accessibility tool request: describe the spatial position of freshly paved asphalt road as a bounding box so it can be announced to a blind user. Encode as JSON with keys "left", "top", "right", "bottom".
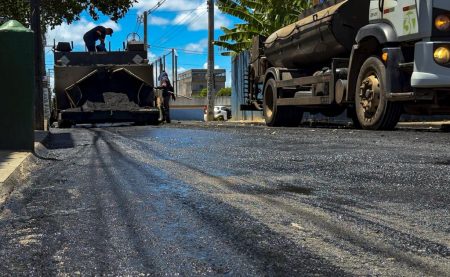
{"left": 0, "top": 123, "right": 449, "bottom": 276}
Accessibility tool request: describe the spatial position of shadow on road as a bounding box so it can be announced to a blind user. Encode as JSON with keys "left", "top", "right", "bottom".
{"left": 43, "top": 133, "right": 75, "bottom": 150}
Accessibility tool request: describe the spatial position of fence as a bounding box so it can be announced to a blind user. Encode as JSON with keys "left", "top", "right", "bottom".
{"left": 231, "top": 51, "right": 264, "bottom": 122}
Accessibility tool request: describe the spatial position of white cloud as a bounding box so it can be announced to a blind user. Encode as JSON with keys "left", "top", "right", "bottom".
{"left": 148, "top": 51, "right": 157, "bottom": 61}
{"left": 46, "top": 18, "right": 121, "bottom": 49}
{"left": 177, "top": 66, "right": 187, "bottom": 74}
{"left": 134, "top": 0, "right": 204, "bottom": 12}
{"left": 184, "top": 38, "right": 208, "bottom": 52}
{"left": 134, "top": 0, "right": 230, "bottom": 31}
{"left": 203, "top": 62, "right": 220, "bottom": 70}
{"left": 172, "top": 4, "right": 230, "bottom": 31}
{"left": 149, "top": 16, "right": 170, "bottom": 25}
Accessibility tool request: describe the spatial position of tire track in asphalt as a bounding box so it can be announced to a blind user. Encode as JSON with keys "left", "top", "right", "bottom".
{"left": 0, "top": 131, "right": 98, "bottom": 275}
{"left": 89, "top": 128, "right": 351, "bottom": 276}
{"left": 100, "top": 127, "right": 449, "bottom": 276}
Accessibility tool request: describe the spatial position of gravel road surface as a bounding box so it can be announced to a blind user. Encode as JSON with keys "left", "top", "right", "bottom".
{"left": 0, "top": 123, "right": 449, "bottom": 276}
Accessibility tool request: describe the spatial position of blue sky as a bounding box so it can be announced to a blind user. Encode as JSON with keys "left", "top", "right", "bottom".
{"left": 46, "top": 0, "right": 240, "bottom": 87}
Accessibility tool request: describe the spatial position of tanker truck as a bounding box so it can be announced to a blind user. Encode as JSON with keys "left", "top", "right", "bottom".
{"left": 243, "top": 0, "right": 450, "bottom": 130}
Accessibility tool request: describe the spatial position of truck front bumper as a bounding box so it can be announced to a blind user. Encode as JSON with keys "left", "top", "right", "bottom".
{"left": 411, "top": 42, "right": 450, "bottom": 88}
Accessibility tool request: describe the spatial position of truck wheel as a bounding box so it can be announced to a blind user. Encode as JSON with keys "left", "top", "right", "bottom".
{"left": 263, "top": 78, "right": 303, "bottom": 127}
{"left": 355, "top": 57, "right": 402, "bottom": 130}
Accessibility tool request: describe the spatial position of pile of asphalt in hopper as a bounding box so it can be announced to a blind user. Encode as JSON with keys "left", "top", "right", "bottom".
{"left": 68, "top": 92, "right": 141, "bottom": 111}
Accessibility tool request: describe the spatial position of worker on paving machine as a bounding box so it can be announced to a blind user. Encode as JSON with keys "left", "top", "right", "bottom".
{"left": 83, "top": 26, "right": 113, "bottom": 52}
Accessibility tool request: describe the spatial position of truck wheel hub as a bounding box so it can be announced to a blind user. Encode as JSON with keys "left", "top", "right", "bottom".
{"left": 359, "top": 75, "right": 380, "bottom": 117}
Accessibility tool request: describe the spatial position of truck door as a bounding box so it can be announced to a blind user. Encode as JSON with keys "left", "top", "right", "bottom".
{"left": 370, "top": 0, "right": 420, "bottom": 38}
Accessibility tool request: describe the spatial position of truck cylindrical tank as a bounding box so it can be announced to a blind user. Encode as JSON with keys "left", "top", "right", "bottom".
{"left": 264, "top": 0, "right": 370, "bottom": 68}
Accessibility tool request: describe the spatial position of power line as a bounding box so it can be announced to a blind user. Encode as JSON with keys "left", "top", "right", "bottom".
{"left": 160, "top": 10, "right": 208, "bottom": 46}
{"left": 137, "top": 0, "right": 168, "bottom": 32}
{"left": 152, "top": 9, "right": 199, "bottom": 44}
{"left": 162, "top": 10, "right": 208, "bottom": 46}
{"left": 150, "top": 45, "right": 225, "bottom": 57}
{"left": 151, "top": 3, "right": 205, "bottom": 45}
{"left": 147, "top": 0, "right": 167, "bottom": 14}
{"left": 151, "top": 45, "right": 207, "bottom": 54}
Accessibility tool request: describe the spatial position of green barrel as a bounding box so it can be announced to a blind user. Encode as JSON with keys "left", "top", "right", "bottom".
{"left": 0, "top": 20, "right": 35, "bottom": 151}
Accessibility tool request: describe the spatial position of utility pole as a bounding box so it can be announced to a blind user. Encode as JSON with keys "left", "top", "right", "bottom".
{"left": 174, "top": 54, "right": 178, "bottom": 96}
{"left": 31, "top": 0, "right": 44, "bottom": 130}
{"left": 206, "top": 0, "right": 215, "bottom": 121}
{"left": 171, "top": 49, "right": 175, "bottom": 92}
{"left": 162, "top": 55, "right": 166, "bottom": 72}
{"left": 143, "top": 11, "right": 148, "bottom": 50}
{"left": 155, "top": 59, "right": 159, "bottom": 84}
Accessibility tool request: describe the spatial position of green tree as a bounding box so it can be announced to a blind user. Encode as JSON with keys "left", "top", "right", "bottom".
{"left": 0, "top": 0, "right": 137, "bottom": 28}
{"left": 199, "top": 88, "right": 208, "bottom": 97}
{"left": 198, "top": 87, "right": 231, "bottom": 97}
{"left": 215, "top": 0, "right": 312, "bottom": 55}
{"left": 216, "top": 87, "right": 232, "bottom": 97}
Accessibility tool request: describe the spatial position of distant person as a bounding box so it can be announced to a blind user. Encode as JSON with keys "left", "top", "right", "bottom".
{"left": 83, "top": 26, "right": 113, "bottom": 52}
{"left": 157, "top": 71, "right": 176, "bottom": 123}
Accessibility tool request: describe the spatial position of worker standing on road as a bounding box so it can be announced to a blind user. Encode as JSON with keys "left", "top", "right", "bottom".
{"left": 158, "top": 70, "right": 169, "bottom": 83}
{"left": 83, "top": 26, "right": 113, "bottom": 52}
{"left": 157, "top": 71, "right": 176, "bottom": 123}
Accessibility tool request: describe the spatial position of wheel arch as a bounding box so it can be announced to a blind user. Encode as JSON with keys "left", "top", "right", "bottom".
{"left": 347, "top": 37, "right": 384, "bottom": 103}
{"left": 356, "top": 23, "right": 398, "bottom": 45}
{"left": 264, "top": 67, "right": 283, "bottom": 84}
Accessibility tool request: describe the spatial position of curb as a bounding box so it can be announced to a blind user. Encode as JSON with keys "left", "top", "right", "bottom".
{"left": 0, "top": 131, "right": 49, "bottom": 208}
{"left": 397, "top": 121, "right": 450, "bottom": 130}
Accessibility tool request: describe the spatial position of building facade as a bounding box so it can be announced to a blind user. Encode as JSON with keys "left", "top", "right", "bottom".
{"left": 177, "top": 69, "right": 226, "bottom": 97}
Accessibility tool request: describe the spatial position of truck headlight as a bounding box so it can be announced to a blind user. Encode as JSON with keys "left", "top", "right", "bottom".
{"left": 434, "top": 47, "right": 450, "bottom": 64}
{"left": 435, "top": 15, "right": 450, "bottom": 31}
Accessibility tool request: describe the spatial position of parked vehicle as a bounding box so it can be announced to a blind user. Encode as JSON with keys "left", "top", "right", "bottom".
{"left": 242, "top": 0, "right": 450, "bottom": 130}
{"left": 204, "top": 106, "right": 232, "bottom": 121}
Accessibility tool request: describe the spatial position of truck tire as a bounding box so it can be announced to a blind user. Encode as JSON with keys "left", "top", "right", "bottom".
{"left": 263, "top": 78, "right": 303, "bottom": 127}
{"left": 355, "top": 57, "right": 402, "bottom": 130}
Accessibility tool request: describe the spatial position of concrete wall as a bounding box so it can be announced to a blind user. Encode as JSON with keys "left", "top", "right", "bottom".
{"left": 170, "top": 96, "right": 231, "bottom": 121}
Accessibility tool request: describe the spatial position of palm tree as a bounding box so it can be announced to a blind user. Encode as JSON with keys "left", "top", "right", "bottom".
{"left": 215, "top": 0, "right": 312, "bottom": 55}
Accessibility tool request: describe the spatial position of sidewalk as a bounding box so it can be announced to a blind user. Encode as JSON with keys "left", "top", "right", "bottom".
{"left": 397, "top": 121, "right": 450, "bottom": 130}
{"left": 0, "top": 131, "right": 48, "bottom": 205}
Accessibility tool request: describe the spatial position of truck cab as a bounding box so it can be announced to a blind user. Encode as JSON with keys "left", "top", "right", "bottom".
{"left": 355, "top": 0, "right": 450, "bottom": 118}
